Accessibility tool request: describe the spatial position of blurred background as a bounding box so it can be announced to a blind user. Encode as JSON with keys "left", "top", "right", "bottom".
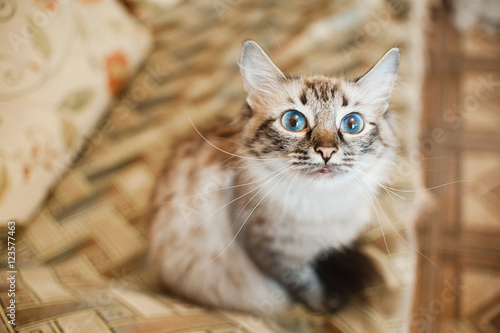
{"left": 0, "top": 0, "right": 499, "bottom": 332}
{"left": 415, "top": 1, "right": 500, "bottom": 332}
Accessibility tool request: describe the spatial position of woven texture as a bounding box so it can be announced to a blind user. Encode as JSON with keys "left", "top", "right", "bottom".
{"left": 413, "top": 3, "right": 500, "bottom": 332}
{"left": 0, "top": 0, "right": 427, "bottom": 332}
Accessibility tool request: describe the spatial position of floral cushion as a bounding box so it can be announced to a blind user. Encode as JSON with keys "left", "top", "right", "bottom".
{"left": 0, "top": 0, "right": 152, "bottom": 225}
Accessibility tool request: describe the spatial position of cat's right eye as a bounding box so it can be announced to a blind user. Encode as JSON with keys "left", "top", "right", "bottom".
{"left": 340, "top": 113, "right": 364, "bottom": 134}
{"left": 281, "top": 110, "right": 308, "bottom": 132}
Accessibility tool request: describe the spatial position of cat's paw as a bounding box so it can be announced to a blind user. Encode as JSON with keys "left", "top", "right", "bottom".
{"left": 322, "top": 288, "right": 351, "bottom": 313}
{"left": 280, "top": 264, "right": 354, "bottom": 313}
{"left": 288, "top": 279, "right": 348, "bottom": 314}
{"left": 298, "top": 288, "right": 349, "bottom": 314}
{"left": 313, "top": 245, "right": 383, "bottom": 312}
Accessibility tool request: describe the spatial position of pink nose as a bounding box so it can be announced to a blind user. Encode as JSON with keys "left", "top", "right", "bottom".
{"left": 315, "top": 146, "right": 338, "bottom": 163}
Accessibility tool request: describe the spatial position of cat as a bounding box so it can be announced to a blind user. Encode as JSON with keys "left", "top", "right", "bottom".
{"left": 149, "top": 41, "right": 399, "bottom": 315}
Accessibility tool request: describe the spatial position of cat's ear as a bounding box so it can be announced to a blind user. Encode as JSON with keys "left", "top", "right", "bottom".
{"left": 240, "top": 41, "right": 286, "bottom": 108}
{"left": 355, "top": 48, "right": 399, "bottom": 107}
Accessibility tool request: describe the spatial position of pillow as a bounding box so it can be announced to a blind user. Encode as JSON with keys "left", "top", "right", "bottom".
{"left": 0, "top": 0, "right": 153, "bottom": 226}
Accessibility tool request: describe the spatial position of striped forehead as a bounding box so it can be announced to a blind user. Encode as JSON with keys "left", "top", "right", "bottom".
{"left": 300, "top": 78, "right": 349, "bottom": 105}
{"left": 299, "top": 78, "right": 351, "bottom": 125}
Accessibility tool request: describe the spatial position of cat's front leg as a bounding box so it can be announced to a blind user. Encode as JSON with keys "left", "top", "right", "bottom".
{"left": 277, "top": 263, "right": 346, "bottom": 313}
{"left": 242, "top": 227, "right": 344, "bottom": 313}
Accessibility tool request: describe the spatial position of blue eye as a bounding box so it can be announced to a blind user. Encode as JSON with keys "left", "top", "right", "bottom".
{"left": 340, "top": 113, "right": 364, "bottom": 134}
{"left": 281, "top": 110, "right": 307, "bottom": 132}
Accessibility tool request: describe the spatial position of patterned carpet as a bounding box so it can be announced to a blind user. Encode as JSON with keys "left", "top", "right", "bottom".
{"left": 413, "top": 3, "right": 500, "bottom": 333}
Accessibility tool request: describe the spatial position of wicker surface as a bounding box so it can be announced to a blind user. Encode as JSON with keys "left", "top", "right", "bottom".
{"left": 413, "top": 3, "right": 500, "bottom": 332}
{"left": 0, "top": 0, "right": 427, "bottom": 332}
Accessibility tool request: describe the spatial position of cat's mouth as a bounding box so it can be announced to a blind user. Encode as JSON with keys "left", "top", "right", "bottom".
{"left": 296, "top": 163, "right": 349, "bottom": 176}
{"left": 319, "top": 166, "right": 332, "bottom": 174}
{"left": 312, "top": 164, "right": 350, "bottom": 176}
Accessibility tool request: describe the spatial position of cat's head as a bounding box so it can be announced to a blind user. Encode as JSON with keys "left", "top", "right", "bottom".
{"left": 239, "top": 41, "right": 399, "bottom": 180}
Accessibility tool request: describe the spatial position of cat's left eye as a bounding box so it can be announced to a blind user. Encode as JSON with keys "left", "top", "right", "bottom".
{"left": 281, "top": 110, "right": 308, "bottom": 132}
{"left": 340, "top": 113, "right": 364, "bottom": 134}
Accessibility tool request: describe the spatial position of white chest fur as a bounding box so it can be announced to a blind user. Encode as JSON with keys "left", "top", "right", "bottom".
{"left": 241, "top": 165, "right": 382, "bottom": 259}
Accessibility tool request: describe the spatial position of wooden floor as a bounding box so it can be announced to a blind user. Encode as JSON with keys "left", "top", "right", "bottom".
{"left": 413, "top": 3, "right": 500, "bottom": 333}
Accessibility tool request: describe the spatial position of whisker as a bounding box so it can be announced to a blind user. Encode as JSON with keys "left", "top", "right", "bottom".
{"left": 153, "top": 165, "right": 286, "bottom": 205}
{"left": 217, "top": 151, "right": 240, "bottom": 168}
{"left": 217, "top": 147, "right": 275, "bottom": 169}
{"left": 214, "top": 136, "right": 248, "bottom": 147}
{"left": 383, "top": 180, "right": 471, "bottom": 193}
{"left": 196, "top": 169, "right": 289, "bottom": 271}
{"left": 223, "top": 157, "right": 277, "bottom": 169}
{"left": 361, "top": 176, "right": 439, "bottom": 268}
{"left": 355, "top": 169, "right": 405, "bottom": 201}
{"left": 354, "top": 175, "right": 392, "bottom": 260}
{"left": 194, "top": 166, "right": 290, "bottom": 227}
{"left": 187, "top": 115, "right": 279, "bottom": 162}
{"left": 358, "top": 156, "right": 397, "bottom": 167}
{"left": 282, "top": 170, "right": 300, "bottom": 230}
{"left": 230, "top": 167, "right": 289, "bottom": 228}
{"left": 217, "top": 144, "right": 283, "bottom": 169}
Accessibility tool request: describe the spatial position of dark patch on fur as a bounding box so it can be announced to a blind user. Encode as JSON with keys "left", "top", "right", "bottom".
{"left": 217, "top": 126, "right": 240, "bottom": 139}
{"left": 378, "top": 135, "right": 389, "bottom": 148}
{"left": 311, "top": 127, "right": 340, "bottom": 151}
{"left": 248, "top": 149, "right": 261, "bottom": 157}
{"left": 291, "top": 149, "right": 309, "bottom": 157}
{"left": 330, "top": 85, "right": 337, "bottom": 99}
{"left": 360, "top": 127, "right": 380, "bottom": 153}
{"left": 288, "top": 97, "right": 295, "bottom": 105}
{"left": 248, "top": 118, "right": 275, "bottom": 145}
{"left": 305, "top": 129, "right": 312, "bottom": 142}
{"left": 337, "top": 130, "right": 345, "bottom": 143}
{"left": 318, "top": 83, "right": 330, "bottom": 102}
{"left": 300, "top": 92, "right": 308, "bottom": 105}
{"left": 342, "top": 95, "right": 348, "bottom": 107}
{"left": 306, "top": 81, "right": 321, "bottom": 100}
{"left": 313, "top": 245, "right": 383, "bottom": 312}
{"left": 265, "top": 127, "right": 287, "bottom": 151}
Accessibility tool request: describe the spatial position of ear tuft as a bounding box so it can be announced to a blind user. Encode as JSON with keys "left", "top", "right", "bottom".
{"left": 240, "top": 41, "right": 285, "bottom": 108}
{"left": 356, "top": 48, "right": 400, "bottom": 105}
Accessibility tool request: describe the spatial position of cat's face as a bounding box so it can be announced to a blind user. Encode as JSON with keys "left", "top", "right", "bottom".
{"left": 239, "top": 41, "right": 399, "bottom": 180}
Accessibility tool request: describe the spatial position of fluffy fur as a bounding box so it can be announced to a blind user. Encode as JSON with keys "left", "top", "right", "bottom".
{"left": 149, "top": 41, "right": 399, "bottom": 314}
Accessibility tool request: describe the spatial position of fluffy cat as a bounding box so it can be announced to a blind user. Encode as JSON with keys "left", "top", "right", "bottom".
{"left": 149, "top": 41, "right": 399, "bottom": 314}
